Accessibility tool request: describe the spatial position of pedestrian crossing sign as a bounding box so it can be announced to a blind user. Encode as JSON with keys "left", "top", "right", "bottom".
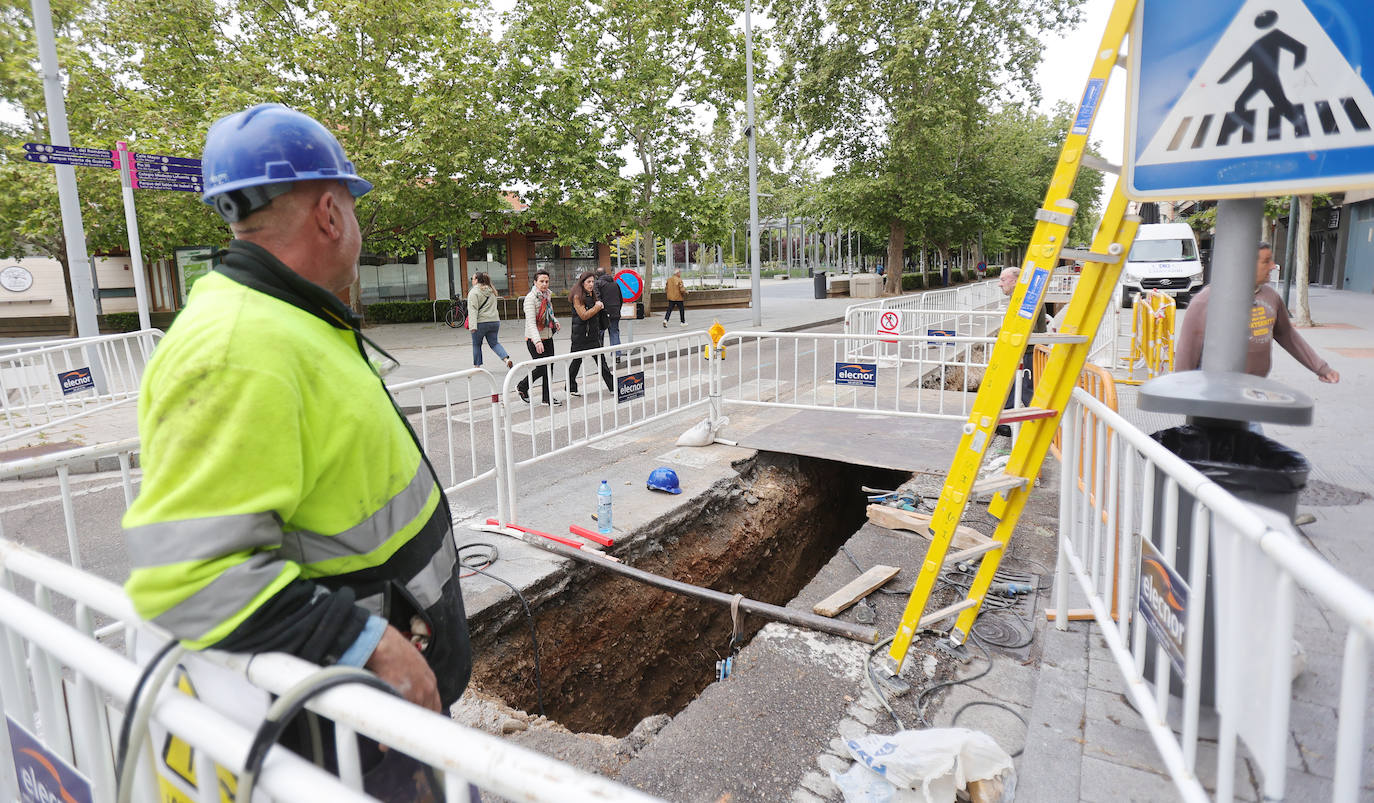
{"left": 1126, "top": 0, "right": 1374, "bottom": 199}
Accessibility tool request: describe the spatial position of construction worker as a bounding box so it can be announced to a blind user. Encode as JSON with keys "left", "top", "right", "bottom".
{"left": 122, "top": 104, "right": 471, "bottom": 750}
{"left": 1176, "top": 242, "right": 1339, "bottom": 384}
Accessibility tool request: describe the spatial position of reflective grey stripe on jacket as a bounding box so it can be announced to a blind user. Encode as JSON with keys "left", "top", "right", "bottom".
{"left": 278, "top": 464, "right": 436, "bottom": 565}
{"left": 125, "top": 512, "right": 283, "bottom": 567}
{"left": 150, "top": 552, "right": 286, "bottom": 638}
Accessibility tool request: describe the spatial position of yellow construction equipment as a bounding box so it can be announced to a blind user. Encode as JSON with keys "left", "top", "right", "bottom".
{"left": 885, "top": 0, "right": 1143, "bottom": 671}
{"left": 1123, "top": 289, "right": 1176, "bottom": 385}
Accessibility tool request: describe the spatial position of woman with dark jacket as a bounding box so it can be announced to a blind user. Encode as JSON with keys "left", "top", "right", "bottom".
{"left": 567, "top": 271, "right": 614, "bottom": 396}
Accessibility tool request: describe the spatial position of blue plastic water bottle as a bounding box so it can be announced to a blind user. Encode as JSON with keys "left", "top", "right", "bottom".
{"left": 597, "top": 480, "right": 613, "bottom": 534}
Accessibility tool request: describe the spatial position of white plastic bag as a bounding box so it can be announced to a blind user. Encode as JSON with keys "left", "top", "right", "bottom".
{"left": 830, "top": 728, "right": 1015, "bottom": 803}
{"left": 675, "top": 416, "right": 728, "bottom": 447}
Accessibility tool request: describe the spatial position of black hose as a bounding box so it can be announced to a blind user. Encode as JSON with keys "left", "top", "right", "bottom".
{"left": 458, "top": 542, "right": 548, "bottom": 719}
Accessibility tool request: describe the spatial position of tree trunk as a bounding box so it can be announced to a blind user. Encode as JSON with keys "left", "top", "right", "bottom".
{"left": 1293, "top": 195, "right": 1313, "bottom": 326}
{"left": 884, "top": 219, "right": 904, "bottom": 295}
{"left": 643, "top": 228, "right": 656, "bottom": 316}
{"left": 57, "top": 255, "right": 78, "bottom": 337}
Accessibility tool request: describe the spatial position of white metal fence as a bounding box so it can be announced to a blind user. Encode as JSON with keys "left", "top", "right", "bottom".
{"left": 844, "top": 278, "right": 1002, "bottom": 316}
{"left": 0, "top": 330, "right": 162, "bottom": 444}
{"left": 386, "top": 367, "right": 508, "bottom": 517}
{"left": 715, "top": 331, "right": 1002, "bottom": 422}
{"left": 1056, "top": 388, "right": 1374, "bottom": 801}
{"left": 842, "top": 308, "right": 1003, "bottom": 364}
{"left": 0, "top": 539, "right": 660, "bottom": 803}
{"left": 499, "top": 331, "right": 712, "bottom": 522}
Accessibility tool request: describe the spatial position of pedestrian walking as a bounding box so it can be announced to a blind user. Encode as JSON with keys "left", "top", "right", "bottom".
{"left": 1177, "top": 242, "right": 1339, "bottom": 383}
{"left": 517, "top": 269, "right": 562, "bottom": 405}
{"left": 595, "top": 265, "right": 624, "bottom": 361}
{"left": 568, "top": 271, "right": 614, "bottom": 396}
{"left": 467, "top": 272, "right": 513, "bottom": 369}
{"left": 664, "top": 268, "right": 687, "bottom": 327}
{"left": 122, "top": 103, "right": 469, "bottom": 795}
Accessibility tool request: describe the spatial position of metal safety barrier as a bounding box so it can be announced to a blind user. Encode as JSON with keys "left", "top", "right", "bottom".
{"left": 0, "top": 438, "right": 140, "bottom": 574}
{"left": 499, "top": 331, "right": 712, "bottom": 522}
{"left": 841, "top": 308, "right": 1002, "bottom": 364}
{"left": 386, "top": 367, "right": 508, "bottom": 518}
{"left": 0, "top": 539, "right": 660, "bottom": 803}
{"left": 714, "top": 331, "right": 1000, "bottom": 422}
{"left": 844, "top": 278, "right": 1002, "bottom": 317}
{"left": 1056, "top": 388, "right": 1374, "bottom": 802}
{"left": 1123, "top": 289, "right": 1177, "bottom": 385}
{"left": 0, "top": 329, "right": 162, "bottom": 444}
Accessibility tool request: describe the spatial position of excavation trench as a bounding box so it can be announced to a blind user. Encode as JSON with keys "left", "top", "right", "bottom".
{"left": 468, "top": 453, "right": 905, "bottom": 737}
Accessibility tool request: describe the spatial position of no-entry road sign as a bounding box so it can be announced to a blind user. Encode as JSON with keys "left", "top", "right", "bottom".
{"left": 1127, "top": 0, "right": 1374, "bottom": 198}
{"left": 614, "top": 269, "right": 644, "bottom": 303}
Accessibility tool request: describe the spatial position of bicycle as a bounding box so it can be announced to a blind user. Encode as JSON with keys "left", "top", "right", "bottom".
{"left": 444, "top": 298, "right": 468, "bottom": 329}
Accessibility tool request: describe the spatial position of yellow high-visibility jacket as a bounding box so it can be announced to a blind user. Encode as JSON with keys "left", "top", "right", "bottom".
{"left": 123, "top": 240, "right": 470, "bottom": 705}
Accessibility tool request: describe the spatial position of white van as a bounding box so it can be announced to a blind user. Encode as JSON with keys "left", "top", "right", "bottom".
{"left": 1119, "top": 222, "right": 1204, "bottom": 307}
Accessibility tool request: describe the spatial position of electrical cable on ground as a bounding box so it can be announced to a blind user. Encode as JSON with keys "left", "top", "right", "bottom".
{"left": 844, "top": 524, "right": 1046, "bottom": 741}
{"left": 865, "top": 636, "right": 905, "bottom": 731}
{"left": 950, "top": 700, "right": 1029, "bottom": 758}
{"left": 915, "top": 635, "right": 992, "bottom": 728}
{"left": 458, "top": 541, "right": 548, "bottom": 718}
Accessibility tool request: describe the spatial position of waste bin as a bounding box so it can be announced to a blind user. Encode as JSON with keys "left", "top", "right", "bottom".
{"left": 813, "top": 271, "right": 827, "bottom": 299}
{"left": 1142, "top": 425, "right": 1309, "bottom": 706}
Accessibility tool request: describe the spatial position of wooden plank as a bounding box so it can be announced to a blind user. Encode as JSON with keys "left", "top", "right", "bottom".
{"left": 865, "top": 505, "right": 988, "bottom": 550}
{"left": 812, "top": 565, "right": 902, "bottom": 618}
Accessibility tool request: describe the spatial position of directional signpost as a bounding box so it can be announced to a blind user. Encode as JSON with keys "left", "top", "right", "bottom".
{"left": 1127, "top": 0, "right": 1374, "bottom": 199}
{"left": 22, "top": 143, "right": 116, "bottom": 169}
{"left": 131, "top": 152, "right": 204, "bottom": 193}
{"left": 21, "top": 139, "right": 204, "bottom": 331}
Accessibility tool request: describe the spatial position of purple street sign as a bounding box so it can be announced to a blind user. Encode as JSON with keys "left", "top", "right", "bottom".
{"left": 132, "top": 151, "right": 201, "bottom": 169}
{"left": 134, "top": 161, "right": 201, "bottom": 177}
{"left": 24, "top": 152, "right": 117, "bottom": 169}
{"left": 134, "top": 180, "right": 203, "bottom": 193}
{"left": 23, "top": 142, "right": 115, "bottom": 160}
{"left": 134, "top": 168, "right": 201, "bottom": 181}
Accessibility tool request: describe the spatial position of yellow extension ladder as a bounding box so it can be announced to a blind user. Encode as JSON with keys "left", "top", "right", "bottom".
{"left": 884, "top": 0, "right": 1143, "bottom": 672}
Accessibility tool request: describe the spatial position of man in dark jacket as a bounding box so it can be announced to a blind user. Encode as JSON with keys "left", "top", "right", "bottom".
{"left": 596, "top": 265, "right": 624, "bottom": 362}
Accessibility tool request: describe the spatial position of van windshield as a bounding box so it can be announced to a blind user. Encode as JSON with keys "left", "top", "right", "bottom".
{"left": 1128, "top": 238, "right": 1197, "bottom": 262}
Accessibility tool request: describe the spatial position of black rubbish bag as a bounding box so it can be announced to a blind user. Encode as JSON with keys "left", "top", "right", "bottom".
{"left": 1151, "top": 425, "right": 1309, "bottom": 514}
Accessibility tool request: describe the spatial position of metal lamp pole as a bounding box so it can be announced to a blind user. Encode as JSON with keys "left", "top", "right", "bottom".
{"left": 744, "top": 1, "right": 762, "bottom": 327}
{"left": 31, "top": 0, "right": 100, "bottom": 338}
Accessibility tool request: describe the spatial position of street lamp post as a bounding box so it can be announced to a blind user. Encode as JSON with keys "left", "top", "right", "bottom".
{"left": 745, "top": 1, "right": 762, "bottom": 326}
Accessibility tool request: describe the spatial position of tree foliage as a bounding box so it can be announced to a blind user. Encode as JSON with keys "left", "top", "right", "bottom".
{"left": 499, "top": 0, "right": 747, "bottom": 270}
{"left": 771, "top": 0, "right": 1086, "bottom": 293}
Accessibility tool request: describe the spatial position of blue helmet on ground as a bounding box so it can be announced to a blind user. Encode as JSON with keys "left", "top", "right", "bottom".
{"left": 200, "top": 103, "right": 373, "bottom": 223}
{"left": 647, "top": 467, "right": 682, "bottom": 494}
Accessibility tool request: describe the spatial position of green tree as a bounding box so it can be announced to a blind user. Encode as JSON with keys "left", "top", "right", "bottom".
{"left": 772, "top": 0, "right": 1084, "bottom": 294}
{"left": 500, "top": 0, "right": 746, "bottom": 288}
{"left": 4, "top": 0, "right": 513, "bottom": 316}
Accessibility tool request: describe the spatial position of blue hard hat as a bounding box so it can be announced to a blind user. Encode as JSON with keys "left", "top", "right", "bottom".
{"left": 200, "top": 103, "right": 372, "bottom": 223}
{"left": 647, "top": 466, "right": 682, "bottom": 494}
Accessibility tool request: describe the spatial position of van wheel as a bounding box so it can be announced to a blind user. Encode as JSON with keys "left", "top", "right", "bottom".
{"left": 1176, "top": 292, "right": 1191, "bottom": 309}
{"left": 1120, "top": 288, "right": 1134, "bottom": 309}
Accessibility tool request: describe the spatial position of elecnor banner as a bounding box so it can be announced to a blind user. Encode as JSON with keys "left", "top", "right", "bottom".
{"left": 617, "top": 371, "right": 646, "bottom": 403}
{"left": 7, "top": 716, "right": 93, "bottom": 803}
{"left": 57, "top": 367, "right": 94, "bottom": 396}
{"left": 834, "top": 362, "right": 877, "bottom": 387}
{"left": 1138, "top": 537, "right": 1189, "bottom": 676}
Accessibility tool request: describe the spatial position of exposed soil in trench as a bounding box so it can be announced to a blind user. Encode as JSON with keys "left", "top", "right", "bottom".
{"left": 468, "top": 453, "right": 905, "bottom": 737}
